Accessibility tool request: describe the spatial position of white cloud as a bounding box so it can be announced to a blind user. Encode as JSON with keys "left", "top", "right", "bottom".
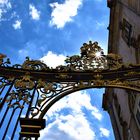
{"left": 29, "top": 4, "right": 40, "bottom": 20}
{"left": 0, "top": 0, "right": 11, "bottom": 8}
{"left": 100, "top": 127, "right": 110, "bottom": 137}
{"left": 12, "top": 20, "right": 21, "bottom": 30}
{"left": 91, "top": 108, "right": 102, "bottom": 121}
{"left": 11, "top": 11, "right": 19, "bottom": 19}
{"left": 44, "top": 90, "right": 103, "bottom": 121}
{"left": 58, "top": 114, "right": 95, "bottom": 140}
{"left": 40, "top": 114, "right": 96, "bottom": 140}
{"left": 0, "top": 9, "right": 3, "bottom": 19}
{"left": 0, "top": 0, "right": 11, "bottom": 21}
{"left": 39, "top": 91, "right": 96, "bottom": 140}
{"left": 40, "top": 51, "right": 66, "bottom": 68}
{"left": 45, "top": 91, "right": 95, "bottom": 117}
{"left": 92, "top": 111, "right": 102, "bottom": 121}
{"left": 39, "top": 91, "right": 104, "bottom": 140}
{"left": 49, "top": 0, "right": 83, "bottom": 28}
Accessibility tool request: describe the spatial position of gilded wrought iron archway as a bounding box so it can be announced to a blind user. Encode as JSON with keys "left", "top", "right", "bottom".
{"left": 0, "top": 41, "right": 140, "bottom": 140}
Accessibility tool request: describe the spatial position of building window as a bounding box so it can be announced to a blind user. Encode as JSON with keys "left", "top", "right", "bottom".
{"left": 121, "top": 19, "right": 132, "bottom": 46}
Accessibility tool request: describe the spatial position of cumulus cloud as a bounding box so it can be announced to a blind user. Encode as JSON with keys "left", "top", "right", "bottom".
{"left": 49, "top": 0, "right": 83, "bottom": 28}
{"left": 40, "top": 113, "right": 95, "bottom": 140}
{"left": 0, "top": 0, "right": 11, "bottom": 8}
{"left": 29, "top": 4, "right": 40, "bottom": 20}
{"left": 44, "top": 91, "right": 92, "bottom": 117}
{"left": 0, "top": 0, "right": 12, "bottom": 21}
{"left": 12, "top": 20, "right": 21, "bottom": 29}
{"left": 100, "top": 127, "right": 110, "bottom": 137}
{"left": 0, "top": 9, "right": 3, "bottom": 19}
{"left": 40, "top": 51, "right": 66, "bottom": 68}
{"left": 91, "top": 108, "right": 102, "bottom": 121}
{"left": 39, "top": 91, "right": 103, "bottom": 140}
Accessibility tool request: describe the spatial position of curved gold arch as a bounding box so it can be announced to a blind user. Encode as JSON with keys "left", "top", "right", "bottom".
{"left": 38, "top": 83, "right": 140, "bottom": 119}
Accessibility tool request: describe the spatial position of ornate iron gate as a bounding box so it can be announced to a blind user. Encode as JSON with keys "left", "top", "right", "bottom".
{"left": 0, "top": 41, "right": 140, "bottom": 139}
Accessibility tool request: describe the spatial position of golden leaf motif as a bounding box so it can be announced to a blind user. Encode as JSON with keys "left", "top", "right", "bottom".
{"left": 94, "top": 74, "right": 103, "bottom": 79}
{"left": 15, "top": 74, "right": 34, "bottom": 89}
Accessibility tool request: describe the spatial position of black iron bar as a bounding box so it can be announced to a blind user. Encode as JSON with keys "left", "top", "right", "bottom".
{"left": 0, "top": 100, "right": 12, "bottom": 128}
{"left": 35, "top": 90, "right": 40, "bottom": 107}
{"left": 0, "top": 80, "right": 15, "bottom": 110}
{"left": 11, "top": 101, "right": 26, "bottom": 140}
{"left": 0, "top": 84, "right": 6, "bottom": 109}
{"left": 2, "top": 108, "right": 16, "bottom": 140}
{"left": 0, "top": 84, "right": 6, "bottom": 95}
{"left": 25, "top": 83, "right": 37, "bottom": 118}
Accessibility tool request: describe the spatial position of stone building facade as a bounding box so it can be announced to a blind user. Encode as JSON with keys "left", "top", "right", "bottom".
{"left": 102, "top": 0, "right": 140, "bottom": 140}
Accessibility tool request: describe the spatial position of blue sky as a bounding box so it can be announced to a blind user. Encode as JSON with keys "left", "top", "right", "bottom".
{"left": 0, "top": 0, "right": 115, "bottom": 140}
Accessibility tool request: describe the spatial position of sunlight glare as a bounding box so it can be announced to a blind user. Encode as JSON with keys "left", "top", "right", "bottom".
{"left": 95, "top": 52, "right": 101, "bottom": 57}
